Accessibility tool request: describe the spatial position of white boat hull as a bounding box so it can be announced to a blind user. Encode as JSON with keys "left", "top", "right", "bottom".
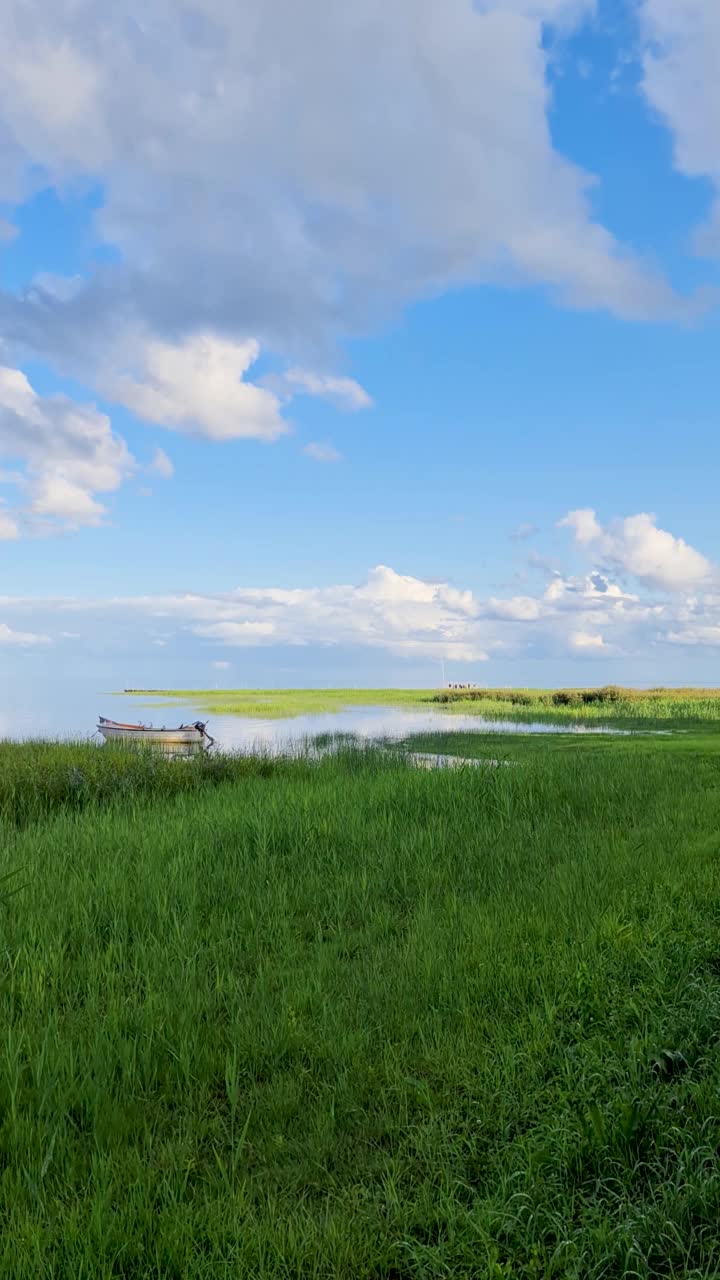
{"left": 97, "top": 716, "right": 214, "bottom": 750}
{"left": 98, "top": 725, "right": 205, "bottom": 744}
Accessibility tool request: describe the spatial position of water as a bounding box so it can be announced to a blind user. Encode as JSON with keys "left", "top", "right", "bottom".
{"left": 175, "top": 707, "right": 634, "bottom": 752}
{"left": 0, "top": 680, "right": 637, "bottom": 750}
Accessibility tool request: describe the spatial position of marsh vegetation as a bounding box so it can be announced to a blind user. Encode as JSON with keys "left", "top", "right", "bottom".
{"left": 1, "top": 722, "right": 720, "bottom": 1275}
{"left": 128, "top": 684, "right": 720, "bottom": 727}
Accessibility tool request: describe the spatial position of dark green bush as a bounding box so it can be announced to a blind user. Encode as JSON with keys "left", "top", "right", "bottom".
{"left": 582, "top": 686, "right": 624, "bottom": 705}
{"left": 552, "top": 691, "right": 583, "bottom": 706}
{"left": 433, "top": 689, "right": 535, "bottom": 706}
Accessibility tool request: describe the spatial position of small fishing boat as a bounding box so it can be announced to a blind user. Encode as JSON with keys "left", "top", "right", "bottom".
{"left": 97, "top": 716, "right": 215, "bottom": 748}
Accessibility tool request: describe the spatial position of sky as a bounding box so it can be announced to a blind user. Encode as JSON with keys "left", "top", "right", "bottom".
{"left": 2, "top": 0, "right": 720, "bottom": 693}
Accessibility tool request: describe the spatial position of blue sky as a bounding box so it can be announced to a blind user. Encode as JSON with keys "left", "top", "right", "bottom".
{"left": 1, "top": 0, "right": 720, "bottom": 693}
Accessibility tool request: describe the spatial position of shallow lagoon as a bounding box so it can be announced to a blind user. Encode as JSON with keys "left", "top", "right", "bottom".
{"left": 0, "top": 677, "right": 669, "bottom": 751}
{"left": 175, "top": 705, "right": 638, "bottom": 753}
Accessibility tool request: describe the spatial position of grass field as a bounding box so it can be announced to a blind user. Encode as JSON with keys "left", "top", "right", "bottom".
{"left": 2, "top": 727, "right": 720, "bottom": 1276}
{"left": 124, "top": 684, "right": 720, "bottom": 727}
{"left": 123, "top": 688, "right": 432, "bottom": 719}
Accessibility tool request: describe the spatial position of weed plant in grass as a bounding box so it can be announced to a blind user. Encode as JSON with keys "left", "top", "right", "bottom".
{"left": 1, "top": 740, "right": 720, "bottom": 1275}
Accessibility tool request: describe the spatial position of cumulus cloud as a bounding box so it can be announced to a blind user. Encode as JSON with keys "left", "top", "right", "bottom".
{"left": 5, "top": 544, "right": 720, "bottom": 662}
{"left": 483, "top": 596, "right": 543, "bottom": 621}
{"left": 92, "top": 332, "right": 373, "bottom": 446}
{"left": 0, "top": 364, "right": 135, "bottom": 532}
{"left": 100, "top": 335, "right": 288, "bottom": 443}
{"left": 303, "top": 442, "right": 342, "bottom": 464}
{"left": 570, "top": 630, "right": 607, "bottom": 651}
{"left": 0, "top": 549, "right": 682, "bottom": 665}
{"left": 641, "top": 1, "right": 720, "bottom": 254}
{"left": 544, "top": 571, "right": 639, "bottom": 608}
{"left": 0, "top": 340, "right": 363, "bottom": 539}
{"left": 665, "top": 625, "right": 720, "bottom": 648}
{"left": 558, "top": 508, "right": 714, "bottom": 591}
{"left": 0, "top": 565, "right": 489, "bottom": 661}
{"left": 558, "top": 508, "right": 604, "bottom": 545}
{"left": 0, "top": 0, "right": 702, "bottom": 426}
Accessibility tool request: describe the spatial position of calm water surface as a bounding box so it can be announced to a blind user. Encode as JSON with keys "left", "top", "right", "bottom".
{"left": 0, "top": 681, "right": 636, "bottom": 750}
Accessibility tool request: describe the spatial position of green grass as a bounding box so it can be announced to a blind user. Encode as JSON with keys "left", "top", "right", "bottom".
{"left": 0, "top": 739, "right": 297, "bottom": 830}
{"left": 123, "top": 684, "right": 720, "bottom": 728}
{"left": 121, "top": 687, "right": 435, "bottom": 719}
{"left": 400, "top": 722, "right": 720, "bottom": 763}
{"left": 2, "top": 733, "right": 720, "bottom": 1275}
{"left": 430, "top": 686, "right": 720, "bottom": 728}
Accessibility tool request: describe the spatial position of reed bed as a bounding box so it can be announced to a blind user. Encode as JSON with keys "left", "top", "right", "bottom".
{"left": 0, "top": 739, "right": 294, "bottom": 830}
{"left": 126, "top": 685, "right": 720, "bottom": 727}
{"left": 431, "top": 685, "right": 720, "bottom": 726}
{"left": 0, "top": 737, "right": 719, "bottom": 1276}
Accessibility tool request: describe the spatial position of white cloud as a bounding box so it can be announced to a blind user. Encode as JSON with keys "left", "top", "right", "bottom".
{"left": 186, "top": 565, "right": 488, "bottom": 660}
{"left": 617, "top": 514, "right": 713, "bottom": 590}
{"left": 5, "top": 544, "right": 720, "bottom": 663}
{"left": 101, "top": 335, "right": 288, "bottom": 443}
{"left": 544, "top": 571, "right": 639, "bottom": 608}
{"left": 0, "top": 622, "right": 50, "bottom": 645}
{"left": 484, "top": 596, "right": 542, "bottom": 621}
{"left": 571, "top": 630, "right": 607, "bottom": 651}
{"left": 558, "top": 507, "right": 713, "bottom": 591}
{"left": 665, "top": 625, "right": 720, "bottom": 648}
{"left": 304, "top": 442, "right": 342, "bottom": 464}
{"left": 57, "top": 326, "right": 370, "bottom": 453}
{"left": 212, "top": 660, "right": 231, "bottom": 670}
{"left": 0, "top": 0, "right": 702, "bottom": 423}
{"left": 0, "top": 509, "right": 19, "bottom": 539}
{"left": 0, "top": 565, "right": 489, "bottom": 661}
{"left": 558, "top": 508, "right": 604, "bottom": 545}
{"left": 0, "top": 219, "right": 17, "bottom": 243}
{"left": 195, "top": 621, "right": 277, "bottom": 645}
{"left": 0, "top": 364, "right": 135, "bottom": 532}
{"left": 274, "top": 369, "right": 372, "bottom": 411}
{"left": 148, "top": 447, "right": 173, "bottom": 479}
{"left": 641, "top": 2, "right": 720, "bottom": 252}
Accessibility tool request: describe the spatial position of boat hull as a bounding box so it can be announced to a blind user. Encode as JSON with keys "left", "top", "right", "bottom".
{"left": 97, "top": 716, "right": 213, "bottom": 751}
{"left": 98, "top": 725, "right": 205, "bottom": 744}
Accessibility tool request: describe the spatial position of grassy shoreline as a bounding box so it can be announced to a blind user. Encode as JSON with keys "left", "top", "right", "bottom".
{"left": 2, "top": 733, "right": 720, "bottom": 1274}
{"left": 123, "top": 684, "right": 720, "bottom": 727}
{"left": 121, "top": 687, "right": 438, "bottom": 719}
